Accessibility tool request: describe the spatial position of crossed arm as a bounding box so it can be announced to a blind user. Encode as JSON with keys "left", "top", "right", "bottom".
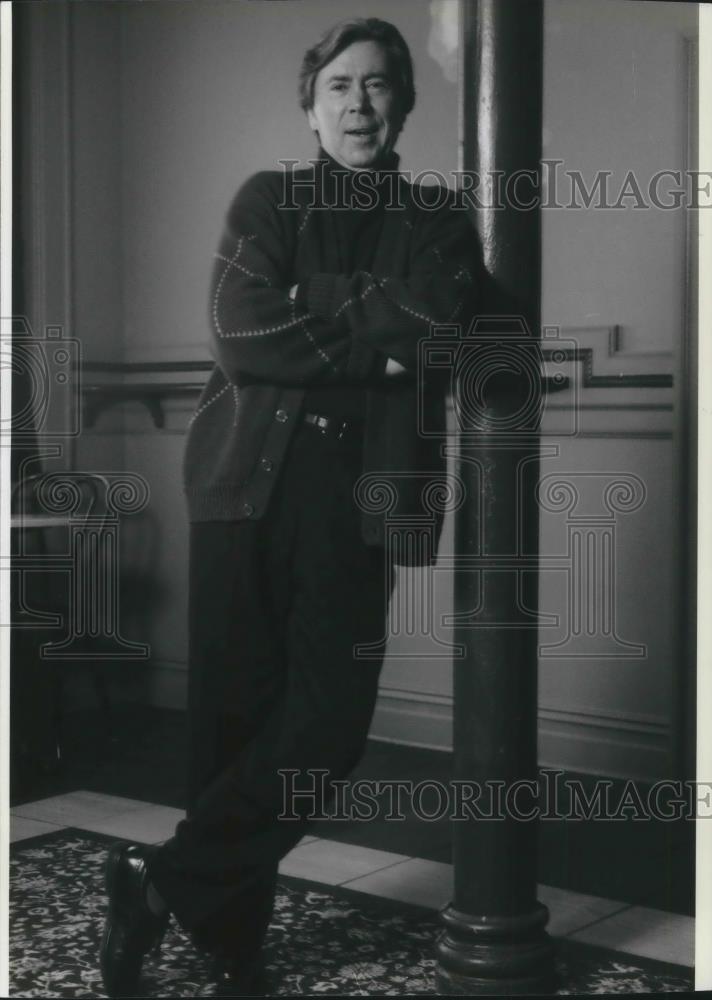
{"left": 287, "top": 282, "right": 406, "bottom": 376}
{"left": 209, "top": 170, "right": 479, "bottom": 386}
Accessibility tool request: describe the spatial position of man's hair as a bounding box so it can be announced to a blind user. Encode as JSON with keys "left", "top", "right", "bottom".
{"left": 298, "top": 18, "right": 416, "bottom": 117}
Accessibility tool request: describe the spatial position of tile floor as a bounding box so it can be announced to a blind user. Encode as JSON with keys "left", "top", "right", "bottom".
{"left": 12, "top": 708, "right": 694, "bottom": 917}
{"left": 9, "top": 790, "right": 695, "bottom": 971}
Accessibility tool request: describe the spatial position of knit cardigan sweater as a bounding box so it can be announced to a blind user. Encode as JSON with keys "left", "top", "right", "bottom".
{"left": 183, "top": 154, "right": 481, "bottom": 562}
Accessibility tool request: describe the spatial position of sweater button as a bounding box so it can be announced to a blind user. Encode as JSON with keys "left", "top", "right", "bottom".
{"left": 241, "top": 502, "right": 255, "bottom": 517}
{"left": 275, "top": 409, "right": 289, "bottom": 423}
{"left": 260, "top": 458, "right": 273, "bottom": 472}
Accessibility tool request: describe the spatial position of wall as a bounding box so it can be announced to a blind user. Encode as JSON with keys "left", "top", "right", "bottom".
{"left": 32, "top": 0, "right": 697, "bottom": 779}
{"left": 534, "top": 0, "right": 696, "bottom": 778}
{"left": 373, "top": 0, "right": 697, "bottom": 780}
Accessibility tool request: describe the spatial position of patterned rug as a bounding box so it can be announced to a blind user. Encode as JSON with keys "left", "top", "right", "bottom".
{"left": 9, "top": 829, "right": 693, "bottom": 996}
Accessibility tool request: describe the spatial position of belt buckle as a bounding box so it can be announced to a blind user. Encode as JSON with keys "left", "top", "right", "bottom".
{"left": 306, "top": 413, "right": 329, "bottom": 434}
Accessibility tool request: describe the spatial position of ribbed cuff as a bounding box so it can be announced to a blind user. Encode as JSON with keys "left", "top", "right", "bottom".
{"left": 346, "top": 335, "right": 378, "bottom": 380}
{"left": 370, "top": 352, "right": 390, "bottom": 379}
{"left": 294, "top": 281, "right": 309, "bottom": 310}
{"left": 305, "top": 273, "right": 350, "bottom": 321}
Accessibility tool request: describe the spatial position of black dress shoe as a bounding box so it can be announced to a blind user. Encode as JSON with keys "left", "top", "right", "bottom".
{"left": 99, "top": 842, "right": 170, "bottom": 998}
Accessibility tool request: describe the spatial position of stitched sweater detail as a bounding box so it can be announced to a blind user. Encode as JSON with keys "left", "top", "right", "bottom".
{"left": 183, "top": 157, "right": 481, "bottom": 543}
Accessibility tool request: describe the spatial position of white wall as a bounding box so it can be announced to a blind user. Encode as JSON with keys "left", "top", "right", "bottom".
{"left": 533, "top": 0, "right": 696, "bottom": 778}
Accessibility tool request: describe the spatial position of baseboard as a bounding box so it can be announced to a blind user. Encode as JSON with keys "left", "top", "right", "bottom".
{"left": 143, "top": 663, "right": 673, "bottom": 781}
{"left": 370, "top": 689, "right": 672, "bottom": 782}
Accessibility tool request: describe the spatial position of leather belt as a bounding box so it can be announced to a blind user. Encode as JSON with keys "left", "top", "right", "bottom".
{"left": 303, "top": 411, "right": 364, "bottom": 442}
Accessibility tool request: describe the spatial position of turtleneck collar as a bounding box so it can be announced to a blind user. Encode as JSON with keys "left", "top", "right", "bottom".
{"left": 314, "top": 146, "right": 400, "bottom": 209}
{"left": 316, "top": 145, "right": 400, "bottom": 175}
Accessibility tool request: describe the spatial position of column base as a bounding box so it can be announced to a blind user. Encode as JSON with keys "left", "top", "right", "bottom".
{"left": 435, "top": 903, "right": 557, "bottom": 996}
{"left": 435, "top": 966, "right": 558, "bottom": 996}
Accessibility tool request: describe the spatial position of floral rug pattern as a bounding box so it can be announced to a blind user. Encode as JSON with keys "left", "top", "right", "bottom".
{"left": 9, "top": 829, "right": 693, "bottom": 996}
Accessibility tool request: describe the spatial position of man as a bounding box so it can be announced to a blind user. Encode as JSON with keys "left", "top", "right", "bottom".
{"left": 100, "top": 16, "right": 480, "bottom": 996}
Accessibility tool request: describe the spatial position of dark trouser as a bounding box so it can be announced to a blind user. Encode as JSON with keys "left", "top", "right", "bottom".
{"left": 150, "top": 419, "right": 395, "bottom": 960}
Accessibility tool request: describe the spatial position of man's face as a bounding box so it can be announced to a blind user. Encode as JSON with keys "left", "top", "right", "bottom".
{"left": 307, "top": 40, "right": 404, "bottom": 170}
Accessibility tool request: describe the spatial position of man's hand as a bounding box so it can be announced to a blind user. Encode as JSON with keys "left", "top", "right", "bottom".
{"left": 385, "top": 357, "right": 407, "bottom": 376}
{"left": 289, "top": 282, "right": 404, "bottom": 377}
{"left": 290, "top": 280, "right": 404, "bottom": 377}
{"left": 289, "top": 284, "right": 406, "bottom": 375}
